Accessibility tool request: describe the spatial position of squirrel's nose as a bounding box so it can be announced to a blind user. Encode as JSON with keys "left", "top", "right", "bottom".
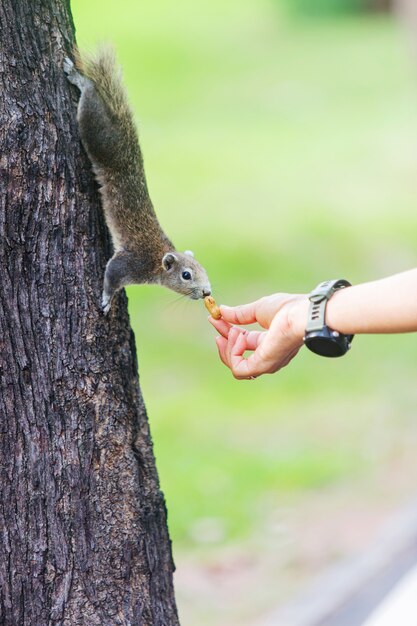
{"left": 202, "top": 288, "right": 211, "bottom": 298}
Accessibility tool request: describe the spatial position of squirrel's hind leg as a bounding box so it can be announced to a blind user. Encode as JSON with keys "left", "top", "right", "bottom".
{"left": 102, "top": 251, "right": 137, "bottom": 315}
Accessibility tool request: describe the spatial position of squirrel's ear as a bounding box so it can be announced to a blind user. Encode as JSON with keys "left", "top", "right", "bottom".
{"left": 162, "top": 252, "right": 178, "bottom": 271}
{"left": 184, "top": 250, "right": 194, "bottom": 257}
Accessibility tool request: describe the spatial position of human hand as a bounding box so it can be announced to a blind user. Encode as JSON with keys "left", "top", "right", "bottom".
{"left": 208, "top": 294, "right": 309, "bottom": 379}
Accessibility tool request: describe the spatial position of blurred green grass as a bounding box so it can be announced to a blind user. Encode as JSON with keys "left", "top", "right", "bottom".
{"left": 72, "top": 0, "right": 417, "bottom": 549}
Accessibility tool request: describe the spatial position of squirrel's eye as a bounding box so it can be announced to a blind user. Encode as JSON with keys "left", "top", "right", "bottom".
{"left": 182, "top": 271, "right": 191, "bottom": 280}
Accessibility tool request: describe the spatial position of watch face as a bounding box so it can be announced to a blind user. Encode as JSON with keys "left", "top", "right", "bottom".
{"left": 304, "top": 334, "right": 349, "bottom": 358}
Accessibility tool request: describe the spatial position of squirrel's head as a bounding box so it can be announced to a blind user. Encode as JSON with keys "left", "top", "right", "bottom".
{"left": 161, "top": 251, "right": 211, "bottom": 300}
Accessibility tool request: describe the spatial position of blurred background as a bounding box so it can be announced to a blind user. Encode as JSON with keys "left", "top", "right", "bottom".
{"left": 72, "top": 1, "right": 417, "bottom": 624}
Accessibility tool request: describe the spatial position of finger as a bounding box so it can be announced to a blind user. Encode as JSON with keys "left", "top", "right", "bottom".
{"left": 220, "top": 302, "right": 259, "bottom": 326}
{"left": 215, "top": 336, "right": 229, "bottom": 368}
{"left": 227, "top": 329, "right": 265, "bottom": 358}
{"left": 225, "top": 326, "right": 243, "bottom": 367}
{"left": 225, "top": 330, "right": 266, "bottom": 378}
{"left": 229, "top": 334, "right": 270, "bottom": 379}
{"left": 209, "top": 317, "right": 263, "bottom": 350}
{"left": 215, "top": 326, "right": 270, "bottom": 379}
{"left": 244, "top": 330, "right": 265, "bottom": 351}
{"left": 222, "top": 328, "right": 268, "bottom": 379}
{"left": 208, "top": 317, "right": 233, "bottom": 338}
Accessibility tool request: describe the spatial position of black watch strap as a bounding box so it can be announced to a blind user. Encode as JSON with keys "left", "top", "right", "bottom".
{"left": 304, "top": 279, "right": 354, "bottom": 358}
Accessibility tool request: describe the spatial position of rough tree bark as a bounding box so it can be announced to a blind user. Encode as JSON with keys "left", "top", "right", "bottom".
{"left": 0, "top": 1, "right": 179, "bottom": 624}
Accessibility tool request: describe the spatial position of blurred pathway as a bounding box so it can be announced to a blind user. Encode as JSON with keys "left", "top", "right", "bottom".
{"left": 362, "top": 564, "right": 417, "bottom": 626}
{"left": 259, "top": 499, "right": 417, "bottom": 626}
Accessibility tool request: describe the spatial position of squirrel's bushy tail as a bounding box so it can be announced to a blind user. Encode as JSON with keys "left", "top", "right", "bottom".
{"left": 74, "top": 46, "right": 141, "bottom": 175}
{"left": 75, "top": 47, "right": 130, "bottom": 126}
{"left": 72, "top": 46, "right": 162, "bottom": 248}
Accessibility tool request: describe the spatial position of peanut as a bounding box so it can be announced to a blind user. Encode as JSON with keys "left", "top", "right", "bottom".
{"left": 204, "top": 296, "right": 221, "bottom": 320}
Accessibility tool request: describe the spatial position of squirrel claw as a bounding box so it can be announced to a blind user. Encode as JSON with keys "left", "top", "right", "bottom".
{"left": 63, "top": 57, "right": 74, "bottom": 74}
{"left": 101, "top": 296, "right": 112, "bottom": 315}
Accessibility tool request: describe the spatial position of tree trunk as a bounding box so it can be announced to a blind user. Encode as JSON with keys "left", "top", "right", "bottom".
{"left": 0, "top": 1, "right": 179, "bottom": 624}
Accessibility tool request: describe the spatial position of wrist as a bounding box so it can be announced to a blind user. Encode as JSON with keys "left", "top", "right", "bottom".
{"left": 324, "top": 286, "right": 352, "bottom": 334}
{"left": 287, "top": 296, "right": 310, "bottom": 341}
{"left": 303, "top": 279, "right": 354, "bottom": 357}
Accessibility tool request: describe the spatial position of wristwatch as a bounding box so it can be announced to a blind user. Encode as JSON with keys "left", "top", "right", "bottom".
{"left": 303, "top": 279, "right": 354, "bottom": 357}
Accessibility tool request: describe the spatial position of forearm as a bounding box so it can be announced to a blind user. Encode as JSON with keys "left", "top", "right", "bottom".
{"left": 291, "top": 269, "right": 417, "bottom": 338}
{"left": 326, "top": 269, "right": 417, "bottom": 334}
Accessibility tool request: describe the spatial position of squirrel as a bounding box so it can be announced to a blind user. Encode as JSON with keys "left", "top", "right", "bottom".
{"left": 64, "top": 49, "right": 212, "bottom": 314}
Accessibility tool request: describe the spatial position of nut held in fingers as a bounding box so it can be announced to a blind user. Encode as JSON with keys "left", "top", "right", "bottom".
{"left": 204, "top": 296, "right": 221, "bottom": 320}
